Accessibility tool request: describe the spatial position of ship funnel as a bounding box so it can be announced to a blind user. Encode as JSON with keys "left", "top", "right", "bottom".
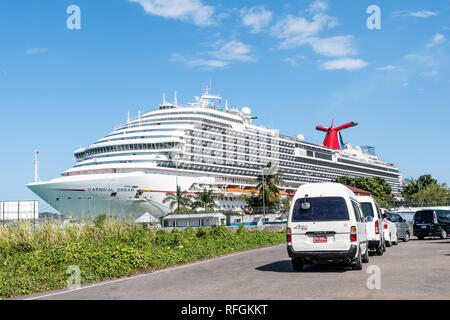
{"left": 316, "top": 121, "right": 358, "bottom": 150}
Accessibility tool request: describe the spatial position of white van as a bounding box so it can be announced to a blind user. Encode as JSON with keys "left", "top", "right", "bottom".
{"left": 381, "top": 209, "right": 398, "bottom": 246}
{"left": 287, "top": 183, "right": 369, "bottom": 271}
{"left": 356, "top": 195, "right": 385, "bottom": 255}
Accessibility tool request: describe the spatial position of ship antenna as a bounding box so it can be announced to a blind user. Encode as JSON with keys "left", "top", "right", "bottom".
{"left": 174, "top": 91, "right": 178, "bottom": 105}
{"left": 34, "top": 149, "right": 40, "bottom": 183}
{"left": 163, "top": 93, "right": 166, "bottom": 105}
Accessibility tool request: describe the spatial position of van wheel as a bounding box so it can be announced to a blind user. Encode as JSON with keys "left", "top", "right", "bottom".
{"left": 362, "top": 246, "right": 369, "bottom": 263}
{"left": 418, "top": 236, "right": 424, "bottom": 240}
{"left": 403, "top": 232, "right": 410, "bottom": 242}
{"left": 385, "top": 240, "right": 391, "bottom": 247}
{"left": 376, "top": 241, "right": 384, "bottom": 256}
{"left": 440, "top": 229, "right": 447, "bottom": 239}
{"left": 292, "top": 258, "right": 304, "bottom": 271}
{"left": 351, "top": 247, "right": 363, "bottom": 270}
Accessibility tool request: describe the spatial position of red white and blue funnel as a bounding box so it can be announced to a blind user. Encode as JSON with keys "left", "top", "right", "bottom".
{"left": 316, "top": 121, "right": 358, "bottom": 150}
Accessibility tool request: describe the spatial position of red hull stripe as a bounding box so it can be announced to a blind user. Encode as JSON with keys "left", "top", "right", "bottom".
{"left": 148, "top": 190, "right": 196, "bottom": 194}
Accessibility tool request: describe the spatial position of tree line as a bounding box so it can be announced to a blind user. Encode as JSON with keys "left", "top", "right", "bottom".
{"left": 163, "top": 173, "right": 449, "bottom": 214}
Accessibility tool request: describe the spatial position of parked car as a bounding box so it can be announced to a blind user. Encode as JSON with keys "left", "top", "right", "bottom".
{"left": 287, "top": 183, "right": 369, "bottom": 271}
{"left": 390, "top": 212, "right": 410, "bottom": 242}
{"left": 413, "top": 209, "right": 450, "bottom": 240}
{"left": 356, "top": 195, "right": 385, "bottom": 255}
{"left": 382, "top": 210, "right": 398, "bottom": 246}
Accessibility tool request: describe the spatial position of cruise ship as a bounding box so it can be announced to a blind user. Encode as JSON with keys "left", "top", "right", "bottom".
{"left": 28, "top": 86, "right": 403, "bottom": 219}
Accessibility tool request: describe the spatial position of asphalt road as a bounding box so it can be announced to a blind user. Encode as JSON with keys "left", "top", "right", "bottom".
{"left": 25, "top": 238, "right": 450, "bottom": 300}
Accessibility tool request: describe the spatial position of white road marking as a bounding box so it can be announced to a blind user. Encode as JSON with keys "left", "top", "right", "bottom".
{"left": 25, "top": 244, "right": 284, "bottom": 300}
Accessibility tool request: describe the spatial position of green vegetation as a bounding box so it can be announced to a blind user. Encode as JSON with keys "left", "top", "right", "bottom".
{"left": 401, "top": 174, "right": 437, "bottom": 199}
{"left": 244, "top": 164, "right": 285, "bottom": 214}
{"left": 162, "top": 186, "right": 194, "bottom": 212}
{"left": 0, "top": 219, "right": 284, "bottom": 298}
{"left": 402, "top": 174, "right": 449, "bottom": 200}
{"left": 162, "top": 187, "right": 219, "bottom": 213}
{"left": 335, "top": 176, "right": 393, "bottom": 207}
{"left": 192, "top": 188, "right": 219, "bottom": 212}
{"left": 399, "top": 174, "right": 449, "bottom": 205}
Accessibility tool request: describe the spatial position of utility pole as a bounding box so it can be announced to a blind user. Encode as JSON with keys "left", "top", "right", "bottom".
{"left": 34, "top": 149, "right": 40, "bottom": 183}
{"left": 262, "top": 162, "right": 272, "bottom": 221}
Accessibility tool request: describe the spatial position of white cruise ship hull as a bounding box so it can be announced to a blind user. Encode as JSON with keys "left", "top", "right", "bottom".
{"left": 27, "top": 171, "right": 186, "bottom": 219}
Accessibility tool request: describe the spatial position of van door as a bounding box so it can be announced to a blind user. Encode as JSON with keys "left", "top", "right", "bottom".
{"left": 351, "top": 200, "right": 367, "bottom": 253}
{"left": 360, "top": 201, "right": 377, "bottom": 242}
{"left": 290, "top": 197, "right": 352, "bottom": 251}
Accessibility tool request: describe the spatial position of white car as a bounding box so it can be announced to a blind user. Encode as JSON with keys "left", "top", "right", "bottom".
{"left": 356, "top": 195, "right": 386, "bottom": 255}
{"left": 382, "top": 209, "right": 398, "bottom": 246}
{"left": 287, "top": 183, "right": 369, "bottom": 271}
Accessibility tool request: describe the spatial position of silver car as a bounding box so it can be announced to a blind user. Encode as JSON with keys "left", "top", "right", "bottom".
{"left": 390, "top": 212, "right": 411, "bottom": 242}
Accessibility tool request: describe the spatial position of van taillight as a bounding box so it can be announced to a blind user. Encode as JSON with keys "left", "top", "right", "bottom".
{"left": 384, "top": 222, "right": 388, "bottom": 230}
{"left": 375, "top": 220, "right": 379, "bottom": 234}
{"left": 350, "top": 226, "right": 357, "bottom": 242}
{"left": 286, "top": 227, "right": 292, "bottom": 243}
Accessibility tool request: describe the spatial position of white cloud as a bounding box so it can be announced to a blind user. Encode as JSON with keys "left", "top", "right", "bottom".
{"left": 306, "top": 0, "right": 328, "bottom": 14}
{"left": 25, "top": 47, "right": 48, "bottom": 55}
{"left": 270, "top": 12, "right": 338, "bottom": 49}
{"left": 268, "top": 1, "right": 360, "bottom": 59}
{"left": 426, "top": 33, "right": 446, "bottom": 48}
{"left": 419, "top": 70, "right": 437, "bottom": 77}
{"left": 404, "top": 53, "right": 436, "bottom": 66}
{"left": 376, "top": 65, "right": 396, "bottom": 71}
{"left": 281, "top": 54, "right": 306, "bottom": 66}
{"left": 240, "top": 6, "right": 273, "bottom": 33}
{"left": 129, "top": 0, "right": 215, "bottom": 26}
{"left": 308, "top": 36, "right": 356, "bottom": 57}
{"left": 171, "top": 53, "right": 230, "bottom": 70}
{"left": 209, "top": 40, "right": 254, "bottom": 62}
{"left": 392, "top": 10, "right": 438, "bottom": 18}
{"left": 320, "top": 58, "right": 368, "bottom": 71}
{"left": 171, "top": 40, "right": 254, "bottom": 70}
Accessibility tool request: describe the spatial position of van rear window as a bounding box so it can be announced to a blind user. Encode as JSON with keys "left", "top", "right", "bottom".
{"left": 360, "top": 202, "right": 374, "bottom": 218}
{"left": 292, "top": 197, "right": 349, "bottom": 222}
{"left": 414, "top": 210, "right": 433, "bottom": 223}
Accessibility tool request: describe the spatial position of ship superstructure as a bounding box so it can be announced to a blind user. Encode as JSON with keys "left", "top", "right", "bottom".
{"left": 28, "top": 86, "right": 403, "bottom": 219}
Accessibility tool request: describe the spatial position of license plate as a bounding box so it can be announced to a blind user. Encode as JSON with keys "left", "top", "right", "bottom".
{"left": 314, "top": 235, "right": 327, "bottom": 243}
{"left": 421, "top": 226, "right": 427, "bottom": 229}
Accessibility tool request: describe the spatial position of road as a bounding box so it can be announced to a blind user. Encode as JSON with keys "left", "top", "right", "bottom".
{"left": 24, "top": 238, "right": 450, "bottom": 300}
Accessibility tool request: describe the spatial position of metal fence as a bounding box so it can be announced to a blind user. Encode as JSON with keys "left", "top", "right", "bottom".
{"left": 388, "top": 199, "right": 450, "bottom": 208}
{"left": 0, "top": 201, "right": 39, "bottom": 222}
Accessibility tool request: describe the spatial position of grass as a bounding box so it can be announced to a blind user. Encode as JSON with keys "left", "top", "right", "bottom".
{"left": 0, "top": 219, "right": 285, "bottom": 298}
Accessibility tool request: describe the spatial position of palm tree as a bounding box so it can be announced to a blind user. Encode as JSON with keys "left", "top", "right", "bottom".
{"left": 192, "top": 188, "right": 219, "bottom": 212}
{"left": 253, "top": 167, "right": 284, "bottom": 213}
{"left": 162, "top": 186, "right": 193, "bottom": 213}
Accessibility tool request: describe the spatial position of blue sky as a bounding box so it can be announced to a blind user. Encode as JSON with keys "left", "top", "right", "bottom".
{"left": 0, "top": 0, "right": 449, "bottom": 211}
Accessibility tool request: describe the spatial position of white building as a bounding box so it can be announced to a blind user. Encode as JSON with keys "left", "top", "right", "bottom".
{"left": 162, "top": 213, "right": 226, "bottom": 228}
{"left": 229, "top": 213, "right": 286, "bottom": 226}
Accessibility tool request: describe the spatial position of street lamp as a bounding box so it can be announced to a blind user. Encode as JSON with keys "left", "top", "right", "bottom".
{"left": 261, "top": 161, "right": 272, "bottom": 220}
